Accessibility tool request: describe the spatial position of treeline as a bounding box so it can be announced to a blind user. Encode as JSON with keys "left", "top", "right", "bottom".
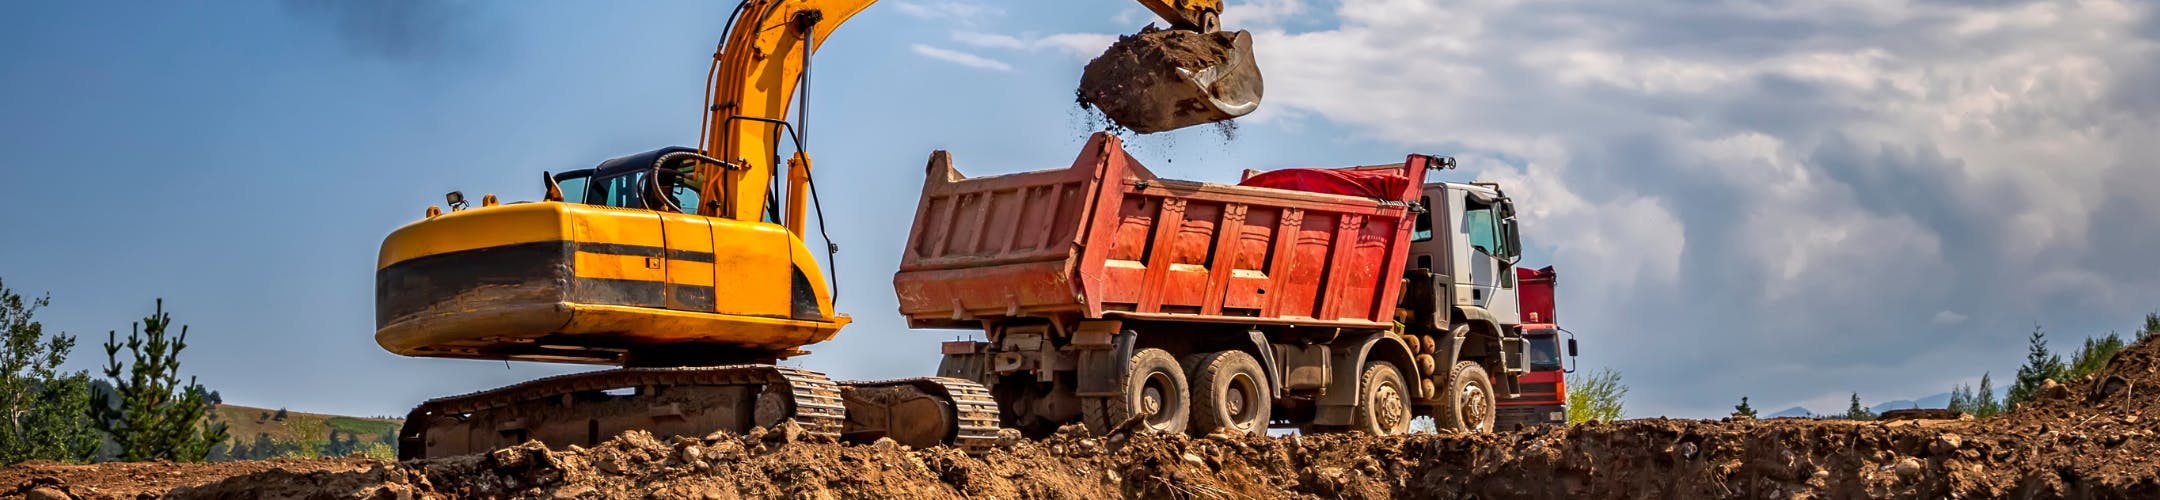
{"left": 2, "top": 277, "right": 392, "bottom": 465}
{"left": 1733, "top": 314, "right": 2158, "bottom": 421}
{"left": 217, "top": 427, "right": 397, "bottom": 461}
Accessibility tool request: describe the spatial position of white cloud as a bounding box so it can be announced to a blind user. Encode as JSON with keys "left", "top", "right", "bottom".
{"left": 952, "top": 32, "right": 1118, "bottom": 60}
{"left": 1231, "top": 0, "right": 2160, "bottom": 417}
{"left": 890, "top": 1, "right": 1000, "bottom": 24}
{"left": 908, "top": 44, "right": 1013, "bottom": 72}
{"left": 1933, "top": 311, "right": 1970, "bottom": 326}
{"left": 1221, "top": 0, "right": 1309, "bottom": 28}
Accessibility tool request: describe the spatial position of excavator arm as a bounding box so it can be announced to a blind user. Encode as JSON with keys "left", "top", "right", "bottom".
{"left": 692, "top": 0, "right": 1252, "bottom": 227}
{"left": 694, "top": 0, "right": 877, "bottom": 223}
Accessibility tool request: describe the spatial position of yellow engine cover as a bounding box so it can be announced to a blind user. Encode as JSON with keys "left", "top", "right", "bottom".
{"left": 374, "top": 201, "right": 846, "bottom": 366}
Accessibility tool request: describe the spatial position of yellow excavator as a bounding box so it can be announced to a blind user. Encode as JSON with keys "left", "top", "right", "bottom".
{"left": 377, "top": 0, "right": 1262, "bottom": 459}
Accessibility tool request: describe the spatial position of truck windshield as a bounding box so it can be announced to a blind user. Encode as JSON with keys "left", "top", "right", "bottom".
{"left": 1526, "top": 332, "right": 1562, "bottom": 371}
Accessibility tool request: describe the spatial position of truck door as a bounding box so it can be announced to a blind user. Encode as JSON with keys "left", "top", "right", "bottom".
{"left": 1454, "top": 189, "right": 1519, "bottom": 323}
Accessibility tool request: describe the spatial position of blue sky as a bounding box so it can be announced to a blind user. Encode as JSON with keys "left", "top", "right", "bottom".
{"left": 5, "top": 0, "right": 2157, "bottom": 419}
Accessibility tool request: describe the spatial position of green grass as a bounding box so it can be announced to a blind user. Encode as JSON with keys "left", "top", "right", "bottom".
{"left": 210, "top": 404, "right": 402, "bottom": 461}
{"left": 325, "top": 416, "right": 400, "bottom": 437}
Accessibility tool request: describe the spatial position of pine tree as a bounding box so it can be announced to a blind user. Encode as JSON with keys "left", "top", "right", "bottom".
{"left": 2068, "top": 333, "right": 2127, "bottom": 380}
{"left": 1731, "top": 396, "right": 1757, "bottom": 419}
{"left": 1840, "top": 392, "right": 1874, "bottom": 420}
{"left": 1, "top": 279, "right": 101, "bottom": 465}
{"left": 1946, "top": 383, "right": 1972, "bottom": 414}
{"left": 244, "top": 432, "right": 278, "bottom": 460}
{"left": 274, "top": 408, "right": 288, "bottom": 421}
{"left": 2007, "top": 325, "right": 2067, "bottom": 407}
{"left": 95, "top": 299, "right": 230, "bottom": 462}
{"left": 2142, "top": 312, "right": 2159, "bottom": 342}
{"left": 1974, "top": 372, "right": 2002, "bottom": 418}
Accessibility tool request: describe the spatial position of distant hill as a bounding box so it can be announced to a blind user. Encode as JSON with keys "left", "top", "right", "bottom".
{"left": 1769, "top": 406, "right": 1814, "bottom": 418}
{"left": 208, "top": 404, "right": 401, "bottom": 461}
{"left": 1869, "top": 392, "right": 1955, "bottom": 415}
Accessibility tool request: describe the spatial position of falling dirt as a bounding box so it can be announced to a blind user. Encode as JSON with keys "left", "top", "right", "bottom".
{"left": 14, "top": 338, "right": 2160, "bottom": 499}
{"left": 1077, "top": 25, "right": 1262, "bottom": 135}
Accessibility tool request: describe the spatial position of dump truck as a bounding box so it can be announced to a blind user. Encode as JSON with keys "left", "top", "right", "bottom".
{"left": 1494, "top": 266, "right": 1577, "bottom": 429}
{"left": 895, "top": 132, "right": 1551, "bottom": 436}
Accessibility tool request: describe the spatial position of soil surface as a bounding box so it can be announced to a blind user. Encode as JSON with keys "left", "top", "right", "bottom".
{"left": 12, "top": 338, "right": 2160, "bottom": 499}
{"left": 1078, "top": 26, "right": 1262, "bottom": 134}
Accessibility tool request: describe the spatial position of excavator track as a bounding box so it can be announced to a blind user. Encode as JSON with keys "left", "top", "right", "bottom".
{"left": 397, "top": 365, "right": 845, "bottom": 460}
{"left": 837, "top": 377, "right": 1001, "bottom": 453}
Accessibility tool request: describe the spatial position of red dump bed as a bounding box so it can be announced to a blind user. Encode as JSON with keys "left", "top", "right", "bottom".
{"left": 1517, "top": 267, "right": 1557, "bottom": 325}
{"left": 894, "top": 133, "right": 1424, "bottom": 330}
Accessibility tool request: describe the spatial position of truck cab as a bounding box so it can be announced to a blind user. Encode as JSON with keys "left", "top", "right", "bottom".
{"left": 1498, "top": 266, "right": 1572, "bottom": 428}
{"left": 1407, "top": 181, "right": 1525, "bottom": 330}
{"left": 1399, "top": 172, "right": 1576, "bottom": 430}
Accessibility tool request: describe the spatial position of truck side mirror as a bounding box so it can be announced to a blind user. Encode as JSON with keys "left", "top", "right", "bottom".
{"left": 1567, "top": 338, "right": 1578, "bottom": 357}
{"left": 1502, "top": 217, "right": 1523, "bottom": 260}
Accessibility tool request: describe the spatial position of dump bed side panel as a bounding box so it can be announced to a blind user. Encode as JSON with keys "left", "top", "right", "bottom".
{"left": 1083, "top": 181, "right": 1414, "bottom": 326}
{"left": 893, "top": 138, "right": 1132, "bottom": 329}
{"left": 894, "top": 133, "right": 1420, "bottom": 331}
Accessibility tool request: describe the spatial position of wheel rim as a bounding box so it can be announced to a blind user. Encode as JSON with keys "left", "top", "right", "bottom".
{"left": 1226, "top": 373, "right": 1258, "bottom": 427}
{"left": 1142, "top": 371, "right": 1175, "bottom": 428}
{"left": 1459, "top": 383, "right": 1489, "bottom": 432}
{"left": 1374, "top": 380, "right": 1408, "bottom": 433}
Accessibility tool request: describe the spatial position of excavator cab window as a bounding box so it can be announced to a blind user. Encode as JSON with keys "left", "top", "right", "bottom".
{"left": 669, "top": 175, "right": 700, "bottom": 213}
{"left": 591, "top": 171, "right": 648, "bottom": 209}
{"left": 551, "top": 168, "right": 698, "bottom": 213}
{"left": 556, "top": 176, "right": 589, "bottom": 204}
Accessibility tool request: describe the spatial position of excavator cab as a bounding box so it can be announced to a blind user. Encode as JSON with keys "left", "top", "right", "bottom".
{"left": 548, "top": 147, "right": 704, "bottom": 213}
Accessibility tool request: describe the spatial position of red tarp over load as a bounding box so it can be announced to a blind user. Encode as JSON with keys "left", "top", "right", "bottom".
{"left": 1237, "top": 167, "right": 1412, "bottom": 199}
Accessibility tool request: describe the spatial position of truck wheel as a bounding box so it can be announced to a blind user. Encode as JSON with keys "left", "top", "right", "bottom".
{"left": 1437, "top": 361, "right": 1496, "bottom": 433}
{"left": 1083, "top": 348, "right": 1189, "bottom": 435}
{"left": 1188, "top": 350, "right": 1271, "bottom": 436}
{"left": 1351, "top": 361, "right": 1412, "bottom": 436}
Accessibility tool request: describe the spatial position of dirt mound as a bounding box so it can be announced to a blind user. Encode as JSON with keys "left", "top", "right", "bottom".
{"left": 1078, "top": 26, "right": 1263, "bottom": 134}
{"left": 13, "top": 338, "right": 2160, "bottom": 499}
{"left": 0, "top": 458, "right": 381, "bottom": 500}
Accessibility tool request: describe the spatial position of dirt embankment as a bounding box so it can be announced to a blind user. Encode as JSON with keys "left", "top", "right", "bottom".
{"left": 11, "top": 338, "right": 2160, "bottom": 499}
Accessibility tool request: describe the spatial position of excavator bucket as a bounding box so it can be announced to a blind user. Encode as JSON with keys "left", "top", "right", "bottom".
{"left": 1078, "top": 27, "right": 1263, "bottom": 134}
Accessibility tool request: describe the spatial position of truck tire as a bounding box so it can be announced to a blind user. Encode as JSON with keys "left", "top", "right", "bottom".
{"left": 1083, "top": 348, "right": 1189, "bottom": 436}
{"left": 1188, "top": 350, "right": 1271, "bottom": 436}
{"left": 1351, "top": 361, "right": 1413, "bottom": 436}
{"left": 1436, "top": 361, "right": 1496, "bottom": 433}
